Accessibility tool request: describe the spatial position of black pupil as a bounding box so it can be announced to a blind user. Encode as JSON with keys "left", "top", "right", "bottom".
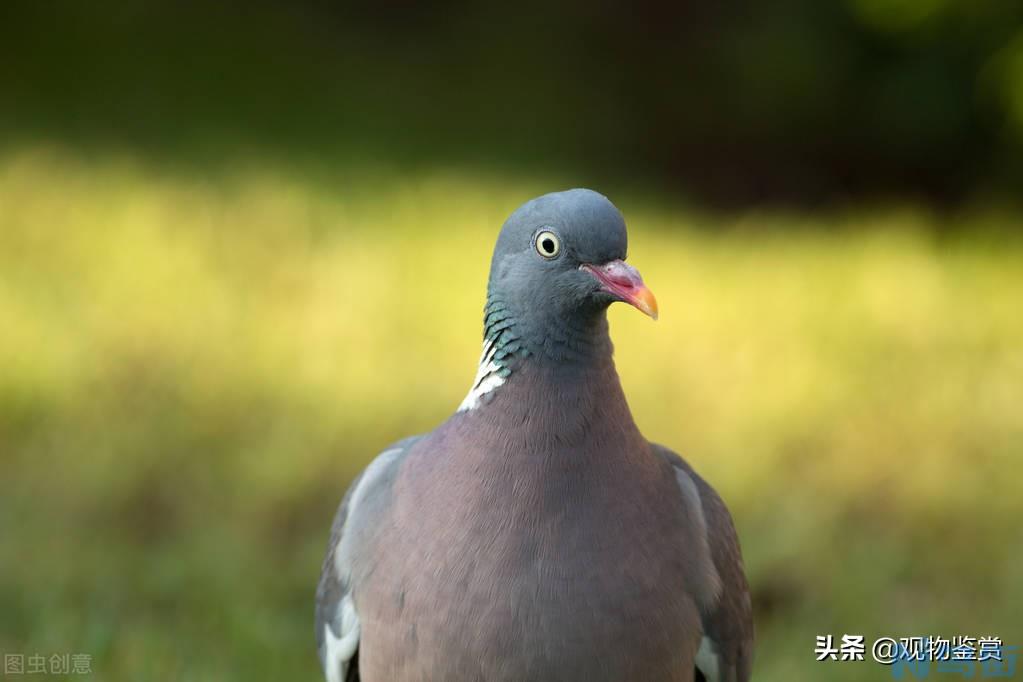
{"left": 541, "top": 237, "right": 555, "bottom": 254}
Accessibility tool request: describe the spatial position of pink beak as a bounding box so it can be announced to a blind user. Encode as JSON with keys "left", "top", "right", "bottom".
{"left": 581, "top": 260, "right": 659, "bottom": 320}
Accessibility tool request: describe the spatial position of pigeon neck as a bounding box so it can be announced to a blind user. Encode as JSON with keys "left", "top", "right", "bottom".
{"left": 457, "top": 293, "right": 622, "bottom": 414}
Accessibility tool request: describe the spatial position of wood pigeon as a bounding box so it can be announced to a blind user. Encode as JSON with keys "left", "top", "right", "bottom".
{"left": 316, "top": 189, "right": 754, "bottom": 682}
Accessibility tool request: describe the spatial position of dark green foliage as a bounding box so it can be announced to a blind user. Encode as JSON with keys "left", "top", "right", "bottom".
{"left": 1, "top": 0, "right": 1021, "bottom": 206}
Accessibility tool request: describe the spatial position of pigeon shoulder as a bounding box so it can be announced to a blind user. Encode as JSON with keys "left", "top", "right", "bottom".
{"left": 315, "top": 435, "right": 422, "bottom": 682}
{"left": 651, "top": 443, "right": 755, "bottom": 682}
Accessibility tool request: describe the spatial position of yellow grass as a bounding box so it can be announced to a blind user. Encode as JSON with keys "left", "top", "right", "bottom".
{"left": 1, "top": 146, "right": 1021, "bottom": 681}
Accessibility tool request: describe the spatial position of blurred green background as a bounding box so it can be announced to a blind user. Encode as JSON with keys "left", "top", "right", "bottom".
{"left": 1, "top": 2, "right": 1021, "bottom": 681}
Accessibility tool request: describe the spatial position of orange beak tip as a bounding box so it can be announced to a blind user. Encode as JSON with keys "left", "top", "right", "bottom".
{"left": 636, "top": 287, "right": 659, "bottom": 320}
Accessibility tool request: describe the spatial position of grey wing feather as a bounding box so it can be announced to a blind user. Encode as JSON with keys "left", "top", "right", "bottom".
{"left": 653, "top": 444, "right": 755, "bottom": 682}
{"left": 315, "top": 473, "right": 362, "bottom": 681}
{"left": 315, "top": 436, "right": 421, "bottom": 682}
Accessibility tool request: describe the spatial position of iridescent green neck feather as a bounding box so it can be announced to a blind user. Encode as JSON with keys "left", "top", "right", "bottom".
{"left": 457, "top": 295, "right": 531, "bottom": 412}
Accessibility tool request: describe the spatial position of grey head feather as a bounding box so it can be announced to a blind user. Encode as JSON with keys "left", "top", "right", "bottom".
{"left": 458, "top": 189, "right": 633, "bottom": 411}
{"left": 485, "top": 188, "right": 629, "bottom": 362}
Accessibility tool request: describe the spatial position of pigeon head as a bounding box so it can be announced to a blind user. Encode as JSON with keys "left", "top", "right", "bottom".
{"left": 487, "top": 188, "right": 658, "bottom": 324}
{"left": 460, "top": 189, "right": 657, "bottom": 410}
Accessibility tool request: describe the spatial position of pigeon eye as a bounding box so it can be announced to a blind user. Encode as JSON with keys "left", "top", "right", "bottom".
{"left": 535, "top": 231, "right": 561, "bottom": 259}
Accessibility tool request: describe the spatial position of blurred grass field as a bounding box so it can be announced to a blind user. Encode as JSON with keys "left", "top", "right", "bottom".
{"left": 1, "top": 146, "right": 1021, "bottom": 681}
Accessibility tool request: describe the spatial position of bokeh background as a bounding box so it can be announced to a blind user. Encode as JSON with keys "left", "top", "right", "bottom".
{"left": 1, "top": 2, "right": 1022, "bottom": 680}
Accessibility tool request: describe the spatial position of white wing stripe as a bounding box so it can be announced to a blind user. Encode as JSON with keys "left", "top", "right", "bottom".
{"left": 696, "top": 636, "right": 721, "bottom": 682}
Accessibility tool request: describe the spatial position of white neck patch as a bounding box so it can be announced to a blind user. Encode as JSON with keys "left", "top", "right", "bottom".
{"left": 457, "top": 337, "right": 506, "bottom": 412}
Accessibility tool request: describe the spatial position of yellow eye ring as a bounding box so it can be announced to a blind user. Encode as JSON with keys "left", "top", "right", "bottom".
{"left": 535, "top": 230, "right": 560, "bottom": 258}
